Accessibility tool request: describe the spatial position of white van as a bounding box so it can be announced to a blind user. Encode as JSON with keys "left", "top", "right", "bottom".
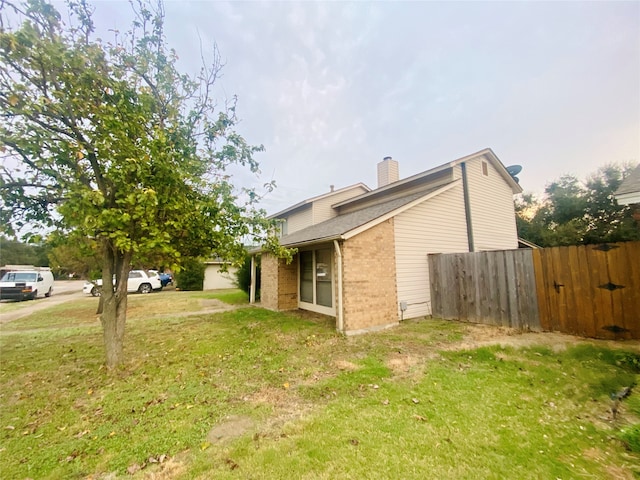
{"left": 0, "top": 266, "right": 54, "bottom": 301}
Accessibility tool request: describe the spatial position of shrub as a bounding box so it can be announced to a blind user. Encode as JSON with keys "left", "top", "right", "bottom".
{"left": 175, "top": 258, "right": 205, "bottom": 291}
{"left": 236, "top": 254, "right": 260, "bottom": 299}
{"left": 619, "top": 425, "right": 640, "bottom": 453}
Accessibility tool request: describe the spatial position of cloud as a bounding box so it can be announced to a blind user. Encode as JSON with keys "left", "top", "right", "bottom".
{"left": 58, "top": 0, "right": 640, "bottom": 210}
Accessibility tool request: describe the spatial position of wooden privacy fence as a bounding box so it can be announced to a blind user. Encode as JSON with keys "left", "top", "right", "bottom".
{"left": 428, "top": 241, "right": 640, "bottom": 340}
{"left": 533, "top": 242, "right": 640, "bottom": 339}
{"left": 429, "top": 249, "right": 540, "bottom": 330}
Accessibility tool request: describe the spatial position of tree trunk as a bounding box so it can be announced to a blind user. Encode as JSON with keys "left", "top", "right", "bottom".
{"left": 99, "top": 239, "right": 132, "bottom": 369}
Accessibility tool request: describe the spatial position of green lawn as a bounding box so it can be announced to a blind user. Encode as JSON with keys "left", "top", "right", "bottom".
{"left": 1, "top": 290, "right": 638, "bottom": 479}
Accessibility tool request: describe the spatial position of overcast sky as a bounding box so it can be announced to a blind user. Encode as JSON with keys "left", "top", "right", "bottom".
{"left": 85, "top": 1, "right": 639, "bottom": 213}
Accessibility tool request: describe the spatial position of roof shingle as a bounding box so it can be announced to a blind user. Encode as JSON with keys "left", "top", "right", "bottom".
{"left": 278, "top": 183, "right": 453, "bottom": 247}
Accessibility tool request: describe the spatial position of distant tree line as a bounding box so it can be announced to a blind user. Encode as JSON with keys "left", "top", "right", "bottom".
{"left": 0, "top": 236, "right": 49, "bottom": 267}
{"left": 516, "top": 163, "right": 639, "bottom": 247}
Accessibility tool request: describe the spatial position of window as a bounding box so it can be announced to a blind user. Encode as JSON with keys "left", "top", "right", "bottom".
{"left": 299, "top": 247, "right": 334, "bottom": 315}
{"left": 277, "top": 219, "right": 288, "bottom": 237}
{"left": 1, "top": 272, "right": 37, "bottom": 282}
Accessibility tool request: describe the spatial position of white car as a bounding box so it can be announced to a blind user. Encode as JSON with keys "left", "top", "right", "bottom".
{"left": 83, "top": 270, "right": 163, "bottom": 296}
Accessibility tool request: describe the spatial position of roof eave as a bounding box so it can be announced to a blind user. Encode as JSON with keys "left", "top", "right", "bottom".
{"left": 251, "top": 235, "right": 344, "bottom": 253}
{"left": 476, "top": 148, "right": 523, "bottom": 194}
{"left": 268, "top": 182, "right": 371, "bottom": 219}
{"left": 333, "top": 148, "right": 522, "bottom": 210}
{"left": 615, "top": 191, "right": 640, "bottom": 206}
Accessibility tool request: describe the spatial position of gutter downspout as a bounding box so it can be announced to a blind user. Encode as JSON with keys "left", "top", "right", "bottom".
{"left": 333, "top": 239, "right": 344, "bottom": 333}
{"left": 460, "top": 162, "right": 475, "bottom": 252}
{"left": 249, "top": 254, "right": 256, "bottom": 304}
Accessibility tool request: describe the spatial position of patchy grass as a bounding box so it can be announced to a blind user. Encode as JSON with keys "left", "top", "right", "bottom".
{"left": 0, "top": 299, "right": 34, "bottom": 313}
{"left": 191, "top": 289, "right": 249, "bottom": 305}
{"left": 1, "top": 290, "right": 638, "bottom": 479}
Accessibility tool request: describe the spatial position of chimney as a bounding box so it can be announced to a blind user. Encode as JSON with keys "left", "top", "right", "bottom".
{"left": 377, "top": 156, "right": 399, "bottom": 188}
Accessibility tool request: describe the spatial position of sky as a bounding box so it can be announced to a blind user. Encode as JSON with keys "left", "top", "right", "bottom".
{"left": 64, "top": 1, "right": 640, "bottom": 214}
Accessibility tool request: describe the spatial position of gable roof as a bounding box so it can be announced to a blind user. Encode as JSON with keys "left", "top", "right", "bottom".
{"left": 276, "top": 181, "right": 458, "bottom": 247}
{"left": 614, "top": 165, "right": 640, "bottom": 205}
{"left": 268, "top": 183, "right": 370, "bottom": 219}
{"left": 333, "top": 148, "right": 521, "bottom": 210}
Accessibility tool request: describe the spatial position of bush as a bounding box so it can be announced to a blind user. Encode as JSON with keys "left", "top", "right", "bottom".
{"left": 619, "top": 424, "right": 640, "bottom": 453}
{"left": 175, "top": 258, "right": 205, "bottom": 291}
{"left": 236, "top": 254, "right": 260, "bottom": 299}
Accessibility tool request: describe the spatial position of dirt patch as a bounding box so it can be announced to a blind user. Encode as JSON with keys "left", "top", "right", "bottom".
{"left": 243, "top": 385, "right": 318, "bottom": 432}
{"left": 245, "top": 386, "right": 293, "bottom": 408}
{"left": 386, "top": 353, "right": 425, "bottom": 376}
{"left": 200, "top": 299, "right": 230, "bottom": 309}
{"left": 207, "top": 415, "right": 255, "bottom": 444}
{"left": 333, "top": 359, "right": 359, "bottom": 371}
{"left": 287, "top": 309, "right": 336, "bottom": 328}
{"left": 142, "top": 451, "right": 190, "bottom": 479}
{"left": 153, "top": 299, "right": 240, "bottom": 320}
{"left": 603, "top": 464, "right": 635, "bottom": 480}
{"left": 442, "top": 323, "right": 640, "bottom": 353}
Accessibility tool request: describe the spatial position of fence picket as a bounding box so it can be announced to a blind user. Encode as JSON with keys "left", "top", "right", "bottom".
{"left": 428, "top": 241, "right": 640, "bottom": 339}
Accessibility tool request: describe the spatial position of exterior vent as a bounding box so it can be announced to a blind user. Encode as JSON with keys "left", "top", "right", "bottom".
{"left": 377, "top": 156, "right": 399, "bottom": 188}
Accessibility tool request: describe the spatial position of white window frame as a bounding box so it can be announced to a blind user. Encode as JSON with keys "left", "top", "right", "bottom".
{"left": 298, "top": 247, "right": 335, "bottom": 317}
{"left": 276, "top": 218, "right": 288, "bottom": 237}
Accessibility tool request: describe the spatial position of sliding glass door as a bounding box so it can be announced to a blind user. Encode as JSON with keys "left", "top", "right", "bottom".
{"left": 299, "top": 247, "right": 334, "bottom": 315}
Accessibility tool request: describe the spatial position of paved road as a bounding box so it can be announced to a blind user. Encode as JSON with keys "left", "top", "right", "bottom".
{"left": 0, "top": 280, "right": 87, "bottom": 324}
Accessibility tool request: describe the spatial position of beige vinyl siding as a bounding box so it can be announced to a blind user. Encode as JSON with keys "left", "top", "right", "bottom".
{"left": 313, "top": 186, "right": 369, "bottom": 224}
{"left": 338, "top": 169, "right": 454, "bottom": 215}
{"left": 286, "top": 205, "right": 313, "bottom": 234}
{"left": 394, "top": 185, "right": 469, "bottom": 319}
{"left": 464, "top": 156, "right": 518, "bottom": 250}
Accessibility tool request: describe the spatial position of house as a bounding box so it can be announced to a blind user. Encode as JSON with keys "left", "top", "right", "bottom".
{"left": 251, "top": 148, "right": 522, "bottom": 335}
{"left": 203, "top": 260, "right": 237, "bottom": 290}
{"left": 614, "top": 164, "right": 640, "bottom": 221}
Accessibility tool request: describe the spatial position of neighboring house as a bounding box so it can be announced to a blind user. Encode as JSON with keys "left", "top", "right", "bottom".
{"left": 203, "top": 261, "right": 237, "bottom": 290}
{"left": 252, "top": 148, "right": 522, "bottom": 335}
{"left": 517, "top": 237, "right": 540, "bottom": 249}
{"left": 614, "top": 164, "right": 640, "bottom": 215}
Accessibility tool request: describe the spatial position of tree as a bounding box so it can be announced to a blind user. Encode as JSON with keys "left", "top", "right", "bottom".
{"left": 235, "top": 253, "right": 260, "bottom": 298}
{"left": 516, "top": 163, "right": 640, "bottom": 247}
{"left": 47, "top": 232, "right": 102, "bottom": 279}
{"left": 0, "top": 0, "right": 285, "bottom": 368}
{"left": 0, "top": 235, "right": 49, "bottom": 266}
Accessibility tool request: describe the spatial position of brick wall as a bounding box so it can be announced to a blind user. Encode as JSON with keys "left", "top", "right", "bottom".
{"left": 341, "top": 219, "right": 399, "bottom": 333}
{"left": 260, "top": 252, "right": 298, "bottom": 311}
{"left": 260, "top": 253, "right": 278, "bottom": 310}
{"left": 277, "top": 255, "right": 298, "bottom": 310}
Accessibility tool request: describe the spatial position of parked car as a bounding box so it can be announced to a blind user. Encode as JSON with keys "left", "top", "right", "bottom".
{"left": 150, "top": 270, "right": 173, "bottom": 287}
{"left": 0, "top": 266, "right": 54, "bottom": 301}
{"left": 83, "top": 270, "right": 163, "bottom": 297}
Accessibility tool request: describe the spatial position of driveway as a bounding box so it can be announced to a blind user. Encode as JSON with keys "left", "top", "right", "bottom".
{"left": 0, "top": 280, "right": 86, "bottom": 324}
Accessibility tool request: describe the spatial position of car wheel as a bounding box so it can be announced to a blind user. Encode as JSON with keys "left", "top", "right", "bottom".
{"left": 45, "top": 287, "right": 52, "bottom": 298}
{"left": 138, "top": 283, "right": 152, "bottom": 294}
{"left": 91, "top": 286, "right": 102, "bottom": 297}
